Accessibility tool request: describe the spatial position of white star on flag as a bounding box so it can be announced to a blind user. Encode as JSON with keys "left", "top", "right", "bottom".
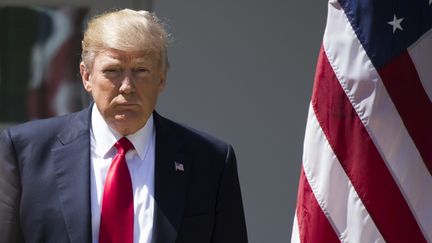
{"left": 388, "top": 14, "right": 404, "bottom": 33}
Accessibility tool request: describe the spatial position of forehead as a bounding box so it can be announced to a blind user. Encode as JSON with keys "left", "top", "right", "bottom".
{"left": 96, "top": 49, "right": 157, "bottom": 64}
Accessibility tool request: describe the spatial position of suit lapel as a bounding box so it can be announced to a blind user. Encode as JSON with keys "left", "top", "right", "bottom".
{"left": 49, "top": 108, "right": 190, "bottom": 243}
{"left": 152, "top": 112, "right": 191, "bottom": 243}
{"left": 51, "top": 107, "right": 92, "bottom": 243}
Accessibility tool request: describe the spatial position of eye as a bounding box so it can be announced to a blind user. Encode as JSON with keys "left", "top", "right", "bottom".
{"left": 133, "top": 67, "right": 150, "bottom": 77}
{"left": 103, "top": 68, "right": 121, "bottom": 77}
{"left": 103, "top": 68, "right": 119, "bottom": 73}
{"left": 134, "top": 67, "right": 148, "bottom": 73}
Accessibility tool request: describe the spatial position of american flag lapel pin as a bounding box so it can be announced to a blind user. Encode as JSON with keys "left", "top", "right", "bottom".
{"left": 174, "top": 161, "right": 184, "bottom": 172}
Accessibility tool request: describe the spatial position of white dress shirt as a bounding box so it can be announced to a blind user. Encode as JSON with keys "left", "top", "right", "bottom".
{"left": 90, "top": 104, "right": 155, "bottom": 243}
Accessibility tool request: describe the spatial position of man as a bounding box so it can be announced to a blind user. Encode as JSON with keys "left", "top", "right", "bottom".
{"left": 0, "top": 9, "right": 247, "bottom": 243}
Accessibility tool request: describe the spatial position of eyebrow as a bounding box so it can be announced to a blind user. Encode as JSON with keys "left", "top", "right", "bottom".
{"left": 103, "top": 54, "right": 151, "bottom": 64}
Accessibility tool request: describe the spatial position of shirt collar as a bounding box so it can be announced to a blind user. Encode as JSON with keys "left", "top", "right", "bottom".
{"left": 90, "top": 104, "right": 154, "bottom": 160}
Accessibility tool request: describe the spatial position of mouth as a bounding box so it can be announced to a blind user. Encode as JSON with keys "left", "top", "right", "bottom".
{"left": 115, "top": 101, "right": 138, "bottom": 106}
{"left": 113, "top": 103, "right": 140, "bottom": 111}
{"left": 117, "top": 103, "right": 136, "bottom": 106}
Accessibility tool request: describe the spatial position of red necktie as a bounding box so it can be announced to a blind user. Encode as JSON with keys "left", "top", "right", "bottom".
{"left": 99, "top": 137, "right": 134, "bottom": 243}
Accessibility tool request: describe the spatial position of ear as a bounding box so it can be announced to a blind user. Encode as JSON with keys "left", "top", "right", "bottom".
{"left": 80, "top": 62, "right": 92, "bottom": 93}
{"left": 157, "top": 71, "right": 166, "bottom": 94}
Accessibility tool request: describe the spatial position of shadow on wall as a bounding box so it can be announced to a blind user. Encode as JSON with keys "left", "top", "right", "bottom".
{"left": 0, "top": 6, "right": 91, "bottom": 124}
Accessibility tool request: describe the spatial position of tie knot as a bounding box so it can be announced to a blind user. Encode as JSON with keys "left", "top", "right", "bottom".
{"left": 114, "top": 137, "right": 134, "bottom": 155}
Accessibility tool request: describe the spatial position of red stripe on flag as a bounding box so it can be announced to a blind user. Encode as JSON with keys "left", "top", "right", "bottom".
{"left": 312, "top": 47, "right": 426, "bottom": 242}
{"left": 378, "top": 51, "right": 432, "bottom": 176}
{"left": 296, "top": 167, "right": 340, "bottom": 243}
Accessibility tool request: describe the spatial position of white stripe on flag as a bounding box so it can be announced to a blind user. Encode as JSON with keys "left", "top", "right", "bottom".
{"left": 408, "top": 29, "right": 432, "bottom": 102}
{"left": 303, "top": 105, "right": 384, "bottom": 243}
{"left": 323, "top": 1, "right": 432, "bottom": 240}
{"left": 291, "top": 212, "right": 300, "bottom": 243}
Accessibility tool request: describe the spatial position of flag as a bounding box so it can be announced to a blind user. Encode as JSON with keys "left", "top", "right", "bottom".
{"left": 175, "top": 161, "right": 184, "bottom": 172}
{"left": 291, "top": 0, "right": 432, "bottom": 242}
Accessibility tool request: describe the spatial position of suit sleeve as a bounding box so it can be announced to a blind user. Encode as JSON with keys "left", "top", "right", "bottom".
{"left": 0, "top": 129, "right": 23, "bottom": 243}
{"left": 211, "top": 145, "right": 248, "bottom": 243}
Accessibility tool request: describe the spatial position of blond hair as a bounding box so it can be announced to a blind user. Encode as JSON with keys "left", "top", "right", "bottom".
{"left": 81, "top": 9, "right": 169, "bottom": 72}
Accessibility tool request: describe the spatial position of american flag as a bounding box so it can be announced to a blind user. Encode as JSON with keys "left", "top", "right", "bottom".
{"left": 175, "top": 161, "right": 184, "bottom": 172}
{"left": 291, "top": 0, "right": 432, "bottom": 242}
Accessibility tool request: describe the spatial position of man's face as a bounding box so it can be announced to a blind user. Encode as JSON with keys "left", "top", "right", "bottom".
{"left": 80, "top": 49, "right": 166, "bottom": 135}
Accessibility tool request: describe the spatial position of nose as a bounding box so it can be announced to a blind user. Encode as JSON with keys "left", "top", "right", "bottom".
{"left": 119, "top": 74, "right": 135, "bottom": 94}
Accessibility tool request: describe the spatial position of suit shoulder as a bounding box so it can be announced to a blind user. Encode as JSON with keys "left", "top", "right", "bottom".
{"left": 7, "top": 114, "right": 70, "bottom": 138}
{"left": 158, "top": 115, "right": 232, "bottom": 154}
{"left": 5, "top": 109, "right": 89, "bottom": 142}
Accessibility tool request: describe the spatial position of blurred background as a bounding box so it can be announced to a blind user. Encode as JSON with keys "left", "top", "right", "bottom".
{"left": 0, "top": 0, "right": 327, "bottom": 242}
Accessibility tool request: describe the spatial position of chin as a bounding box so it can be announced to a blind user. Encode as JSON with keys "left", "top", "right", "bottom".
{"left": 113, "top": 109, "right": 139, "bottom": 120}
{"left": 112, "top": 113, "right": 148, "bottom": 133}
{"left": 113, "top": 113, "right": 128, "bottom": 121}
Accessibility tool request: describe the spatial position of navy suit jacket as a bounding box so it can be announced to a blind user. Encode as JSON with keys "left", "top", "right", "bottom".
{"left": 0, "top": 106, "right": 248, "bottom": 243}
